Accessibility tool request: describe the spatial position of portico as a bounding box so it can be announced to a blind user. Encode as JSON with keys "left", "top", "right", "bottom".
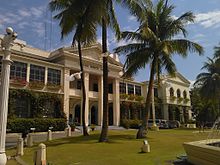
{"left": 59, "top": 44, "right": 122, "bottom": 126}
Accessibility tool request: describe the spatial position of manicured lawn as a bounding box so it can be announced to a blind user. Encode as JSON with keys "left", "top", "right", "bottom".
{"left": 7, "top": 129, "right": 209, "bottom": 165}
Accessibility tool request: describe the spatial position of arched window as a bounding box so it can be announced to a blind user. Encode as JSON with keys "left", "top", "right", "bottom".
{"left": 183, "top": 90, "right": 187, "bottom": 99}
{"left": 177, "top": 89, "right": 181, "bottom": 98}
{"left": 169, "top": 87, "right": 174, "bottom": 97}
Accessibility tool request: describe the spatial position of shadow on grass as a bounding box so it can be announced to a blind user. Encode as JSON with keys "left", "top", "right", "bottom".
{"left": 35, "top": 132, "right": 146, "bottom": 148}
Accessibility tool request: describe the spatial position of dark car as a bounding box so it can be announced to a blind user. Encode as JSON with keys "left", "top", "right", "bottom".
{"left": 148, "top": 119, "right": 169, "bottom": 129}
{"left": 167, "top": 120, "right": 180, "bottom": 129}
{"left": 159, "top": 120, "right": 169, "bottom": 129}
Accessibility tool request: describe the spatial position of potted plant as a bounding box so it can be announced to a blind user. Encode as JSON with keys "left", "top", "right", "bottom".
{"left": 170, "top": 96, "right": 176, "bottom": 102}
{"left": 128, "top": 94, "right": 135, "bottom": 101}
{"left": 177, "top": 97, "right": 184, "bottom": 103}
{"left": 46, "top": 82, "right": 61, "bottom": 91}
{"left": 29, "top": 80, "right": 45, "bottom": 90}
{"left": 120, "top": 93, "right": 128, "bottom": 100}
{"left": 10, "top": 77, "right": 27, "bottom": 87}
{"left": 135, "top": 95, "right": 144, "bottom": 102}
{"left": 183, "top": 98, "right": 190, "bottom": 104}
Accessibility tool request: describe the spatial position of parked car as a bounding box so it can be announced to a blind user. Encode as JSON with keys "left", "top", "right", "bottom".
{"left": 148, "top": 119, "right": 169, "bottom": 129}
{"left": 148, "top": 119, "right": 159, "bottom": 128}
{"left": 167, "top": 120, "right": 180, "bottom": 129}
{"left": 160, "top": 120, "right": 169, "bottom": 129}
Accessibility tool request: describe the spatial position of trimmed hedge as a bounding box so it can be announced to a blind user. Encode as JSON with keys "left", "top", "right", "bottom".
{"left": 7, "top": 118, "right": 67, "bottom": 133}
{"left": 120, "top": 119, "right": 142, "bottom": 129}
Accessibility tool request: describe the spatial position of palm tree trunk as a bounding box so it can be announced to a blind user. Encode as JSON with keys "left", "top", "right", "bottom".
{"left": 78, "top": 40, "right": 89, "bottom": 136}
{"left": 136, "top": 58, "right": 156, "bottom": 139}
{"left": 99, "top": 18, "right": 109, "bottom": 142}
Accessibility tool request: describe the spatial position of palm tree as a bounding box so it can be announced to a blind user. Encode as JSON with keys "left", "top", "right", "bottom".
{"left": 115, "top": 0, "right": 203, "bottom": 138}
{"left": 99, "top": 0, "right": 146, "bottom": 142}
{"left": 195, "top": 57, "right": 220, "bottom": 105}
{"left": 49, "top": 0, "right": 106, "bottom": 136}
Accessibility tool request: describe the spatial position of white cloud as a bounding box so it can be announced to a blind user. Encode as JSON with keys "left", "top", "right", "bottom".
{"left": 127, "top": 15, "right": 136, "bottom": 22}
{"left": 0, "top": 6, "right": 45, "bottom": 37}
{"left": 173, "top": 11, "right": 220, "bottom": 29}
{"left": 195, "top": 11, "right": 220, "bottom": 28}
{"left": 190, "top": 33, "right": 205, "bottom": 43}
{"left": 30, "top": 7, "right": 44, "bottom": 18}
{"left": 189, "top": 80, "right": 196, "bottom": 89}
{"left": 18, "top": 9, "right": 32, "bottom": 17}
{"left": 33, "top": 22, "right": 45, "bottom": 37}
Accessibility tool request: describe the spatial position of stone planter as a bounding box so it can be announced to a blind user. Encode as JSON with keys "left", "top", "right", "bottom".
{"left": 183, "top": 139, "right": 220, "bottom": 165}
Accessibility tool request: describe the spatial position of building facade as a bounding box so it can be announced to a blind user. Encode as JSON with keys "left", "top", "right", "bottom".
{"left": 0, "top": 37, "right": 192, "bottom": 126}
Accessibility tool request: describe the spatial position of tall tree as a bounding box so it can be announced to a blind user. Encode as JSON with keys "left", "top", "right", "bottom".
{"left": 115, "top": 0, "right": 203, "bottom": 138}
{"left": 99, "top": 0, "right": 145, "bottom": 142}
{"left": 195, "top": 56, "right": 220, "bottom": 110}
{"left": 49, "top": 0, "right": 105, "bottom": 136}
{"left": 190, "top": 87, "right": 219, "bottom": 126}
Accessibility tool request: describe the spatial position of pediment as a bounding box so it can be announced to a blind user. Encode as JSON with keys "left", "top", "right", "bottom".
{"left": 165, "top": 72, "right": 190, "bottom": 85}
{"left": 62, "top": 43, "right": 123, "bottom": 67}
{"left": 63, "top": 44, "right": 102, "bottom": 61}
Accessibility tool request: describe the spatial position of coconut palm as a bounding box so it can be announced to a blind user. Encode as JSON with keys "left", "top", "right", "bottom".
{"left": 99, "top": 0, "right": 146, "bottom": 142}
{"left": 195, "top": 57, "right": 220, "bottom": 102}
{"left": 49, "top": 0, "right": 106, "bottom": 136}
{"left": 115, "top": 0, "right": 203, "bottom": 138}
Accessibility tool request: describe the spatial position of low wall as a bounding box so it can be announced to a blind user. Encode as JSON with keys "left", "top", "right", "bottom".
{"left": 183, "top": 139, "right": 220, "bottom": 165}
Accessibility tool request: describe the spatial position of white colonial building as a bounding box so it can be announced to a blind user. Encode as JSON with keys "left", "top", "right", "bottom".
{"left": 0, "top": 37, "right": 192, "bottom": 126}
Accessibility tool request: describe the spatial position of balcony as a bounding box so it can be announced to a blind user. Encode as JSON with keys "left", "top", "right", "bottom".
{"left": 89, "top": 91, "right": 98, "bottom": 99}
{"left": 69, "top": 89, "right": 81, "bottom": 97}
{"left": 166, "top": 96, "right": 190, "bottom": 106}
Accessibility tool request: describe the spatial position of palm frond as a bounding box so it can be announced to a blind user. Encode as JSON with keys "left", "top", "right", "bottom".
{"left": 123, "top": 48, "right": 152, "bottom": 77}
{"left": 166, "top": 39, "right": 204, "bottom": 57}
{"left": 160, "top": 52, "right": 177, "bottom": 76}
{"left": 114, "top": 43, "right": 146, "bottom": 54}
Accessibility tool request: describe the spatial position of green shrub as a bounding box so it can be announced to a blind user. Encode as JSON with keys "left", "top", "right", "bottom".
{"left": 129, "top": 120, "right": 142, "bottom": 129}
{"left": 7, "top": 118, "right": 67, "bottom": 133}
{"left": 120, "top": 119, "right": 142, "bottom": 129}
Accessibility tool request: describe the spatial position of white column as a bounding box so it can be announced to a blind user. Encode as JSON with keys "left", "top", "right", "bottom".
{"left": 0, "top": 55, "right": 12, "bottom": 162}
{"left": 26, "top": 63, "right": 30, "bottom": 83}
{"left": 45, "top": 67, "right": 48, "bottom": 85}
{"left": 179, "top": 106, "right": 184, "bottom": 123}
{"left": 163, "top": 104, "right": 169, "bottom": 120}
{"left": 188, "top": 107, "right": 192, "bottom": 120}
{"left": 83, "top": 72, "right": 89, "bottom": 126}
{"left": 63, "top": 68, "right": 70, "bottom": 121}
{"left": 113, "top": 78, "right": 120, "bottom": 126}
{"left": 43, "top": 67, "right": 48, "bottom": 91}
{"left": 98, "top": 76, "right": 103, "bottom": 126}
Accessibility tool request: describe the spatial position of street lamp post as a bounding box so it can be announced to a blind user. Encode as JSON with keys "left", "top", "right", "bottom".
{"left": 0, "top": 27, "right": 17, "bottom": 165}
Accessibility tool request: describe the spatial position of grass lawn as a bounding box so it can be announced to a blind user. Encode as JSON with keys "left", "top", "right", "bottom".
{"left": 6, "top": 129, "right": 209, "bottom": 165}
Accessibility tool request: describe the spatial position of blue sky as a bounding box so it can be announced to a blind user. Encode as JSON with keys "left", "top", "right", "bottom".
{"left": 1, "top": 0, "right": 220, "bottom": 83}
